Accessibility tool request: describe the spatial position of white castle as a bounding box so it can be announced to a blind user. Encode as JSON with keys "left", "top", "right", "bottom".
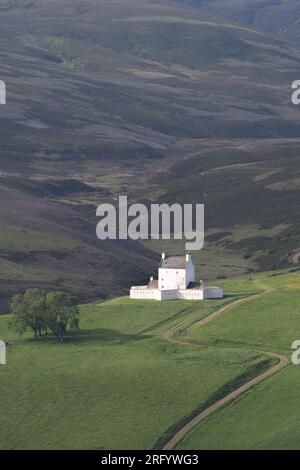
{"left": 130, "top": 253, "right": 224, "bottom": 301}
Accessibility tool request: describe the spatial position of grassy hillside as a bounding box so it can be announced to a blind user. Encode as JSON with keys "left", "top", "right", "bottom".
{"left": 0, "top": 294, "right": 268, "bottom": 450}
{"left": 177, "top": 270, "right": 300, "bottom": 449}
{"left": 0, "top": 269, "right": 299, "bottom": 449}
{"left": 0, "top": 1, "right": 299, "bottom": 451}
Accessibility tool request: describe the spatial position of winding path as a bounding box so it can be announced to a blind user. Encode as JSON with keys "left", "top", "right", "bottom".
{"left": 161, "top": 291, "right": 289, "bottom": 450}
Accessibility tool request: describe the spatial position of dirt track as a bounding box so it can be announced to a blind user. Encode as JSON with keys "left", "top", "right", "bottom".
{"left": 161, "top": 292, "right": 289, "bottom": 450}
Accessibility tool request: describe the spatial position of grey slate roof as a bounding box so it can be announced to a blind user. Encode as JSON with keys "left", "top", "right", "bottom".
{"left": 187, "top": 281, "right": 203, "bottom": 290}
{"left": 159, "top": 256, "right": 186, "bottom": 269}
{"left": 148, "top": 279, "right": 158, "bottom": 289}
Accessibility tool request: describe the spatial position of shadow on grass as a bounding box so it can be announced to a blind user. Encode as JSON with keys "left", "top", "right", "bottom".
{"left": 21, "top": 328, "right": 151, "bottom": 346}
{"left": 69, "top": 328, "right": 150, "bottom": 345}
{"left": 154, "top": 355, "right": 276, "bottom": 449}
{"left": 223, "top": 291, "right": 261, "bottom": 299}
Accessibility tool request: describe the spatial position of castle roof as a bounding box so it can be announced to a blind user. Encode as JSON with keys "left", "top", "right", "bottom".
{"left": 187, "top": 281, "right": 203, "bottom": 290}
{"left": 159, "top": 255, "right": 186, "bottom": 269}
{"left": 148, "top": 279, "right": 158, "bottom": 289}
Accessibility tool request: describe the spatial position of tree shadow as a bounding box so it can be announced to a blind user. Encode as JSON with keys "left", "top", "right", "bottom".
{"left": 66, "top": 328, "right": 150, "bottom": 345}
{"left": 222, "top": 291, "right": 259, "bottom": 299}
{"left": 19, "top": 328, "right": 151, "bottom": 346}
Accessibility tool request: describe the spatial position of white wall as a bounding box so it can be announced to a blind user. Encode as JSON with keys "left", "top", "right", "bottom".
{"left": 186, "top": 258, "right": 195, "bottom": 286}
{"left": 130, "top": 288, "right": 158, "bottom": 300}
{"left": 130, "top": 288, "right": 180, "bottom": 301}
{"left": 178, "top": 289, "right": 203, "bottom": 300}
{"left": 160, "top": 289, "right": 179, "bottom": 300}
{"left": 130, "top": 287, "right": 205, "bottom": 301}
{"left": 158, "top": 268, "right": 186, "bottom": 290}
{"left": 130, "top": 284, "right": 223, "bottom": 301}
{"left": 203, "top": 287, "right": 224, "bottom": 299}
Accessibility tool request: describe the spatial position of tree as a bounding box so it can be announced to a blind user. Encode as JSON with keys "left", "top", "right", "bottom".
{"left": 10, "top": 289, "right": 47, "bottom": 340}
{"left": 45, "top": 292, "right": 79, "bottom": 343}
{"left": 10, "top": 289, "right": 80, "bottom": 342}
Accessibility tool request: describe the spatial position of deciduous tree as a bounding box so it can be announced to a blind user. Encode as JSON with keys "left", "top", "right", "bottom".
{"left": 46, "top": 292, "right": 79, "bottom": 343}
{"left": 10, "top": 289, "right": 79, "bottom": 343}
{"left": 10, "top": 289, "right": 47, "bottom": 340}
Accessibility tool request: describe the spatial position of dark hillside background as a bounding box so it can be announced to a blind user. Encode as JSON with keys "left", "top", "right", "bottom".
{"left": 0, "top": 0, "right": 299, "bottom": 310}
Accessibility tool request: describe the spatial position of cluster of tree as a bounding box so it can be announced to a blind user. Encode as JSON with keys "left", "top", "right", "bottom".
{"left": 10, "top": 289, "right": 80, "bottom": 343}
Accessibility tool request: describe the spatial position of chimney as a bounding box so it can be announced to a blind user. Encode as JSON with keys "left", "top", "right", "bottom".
{"left": 186, "top": 252, "right": 191, "bottom": 262}
{"left": 161, "top": 252, "right": 166, "bottom": 260}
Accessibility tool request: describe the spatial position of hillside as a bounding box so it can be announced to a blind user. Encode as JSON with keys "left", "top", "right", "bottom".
{"left": 0, "top": 270, "right": 298, "bottom": 449}
{"left": 1, "top": 0, "right": 300, "bottom": 171}
{"left": 0, "top": 0, "right": 300, "bottom": 307}
{"left": 0, "top": 185, "right": 158, "bottom": 311}
{"left": 177, "top": 270, "right": 300, "bottom": 449}
{"left": 142, "top": 138, "right": 300, "bottom": 275}
{"left": 172, "top": 0, "right": 300, "bottom": 41}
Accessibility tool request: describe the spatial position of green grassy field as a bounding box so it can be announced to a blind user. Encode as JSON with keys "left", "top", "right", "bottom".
{"left": 0, "top": 291, "right": 269, "bottom": 450}
{"left": 0, "top": 269, "right": 299, "bottom": 449}
{"left": 177, "top": 270, "right": 300, "bottom": 449}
